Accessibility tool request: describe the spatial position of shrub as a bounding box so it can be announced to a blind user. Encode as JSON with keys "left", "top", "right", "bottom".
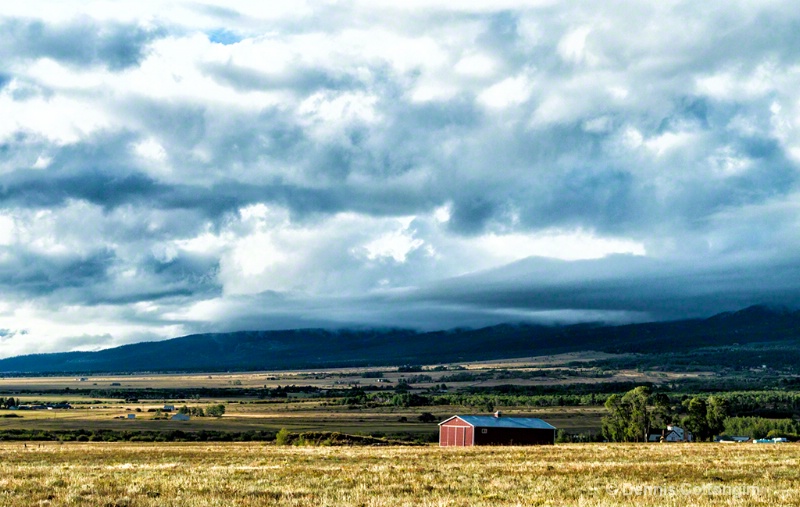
{"left": 275, "top": 428, "right": 292, "bottom": 446}
{"left": 206, "top": 404, "right": 226, "bottom": 417}
{"left": 418, "top": 412, "right": 437, "bottom": 423}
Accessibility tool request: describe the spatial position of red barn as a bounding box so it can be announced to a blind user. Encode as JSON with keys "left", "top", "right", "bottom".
{"left": 439, "top": 413, "right": 556, "bottom": 446}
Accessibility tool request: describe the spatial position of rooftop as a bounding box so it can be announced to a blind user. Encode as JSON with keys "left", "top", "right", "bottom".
{"left": 443, "top": 415, "right": 556, "bottom": 430}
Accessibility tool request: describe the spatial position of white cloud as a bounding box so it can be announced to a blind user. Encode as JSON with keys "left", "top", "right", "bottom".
{"left": 32, "top": 155, "right": 52, "bottom": 169}
{"left": 478, "top": 75, "right": 532, "bottom": 109}
{"left": 0, "top": 300, "right": 183, "bottom": 358}
{"left": 643, "top": 131, "right": 694, "bottom": 157}
{"left": 134, "top": 137, "right": 167, "bottom": 162}
{"left": 709, "top": 147, "right": 752, "bottom": 177}
{"left": 583, "top": 116, "right": 613, "bottom": 134}
{"left": 298, "top": 91, "right": 380, "bottom": 135}
{"left": 695, "top": 63, "right": 778, "bottom": 100}
{"left": 557, "top": 26, "right": 594, "bottom": 65}
{"left": 0, "top": 215, "right": 15, "bottom": 246}
{"left": 0, "top": 83, "right": 111, "bottom": 144}
{"left": 361, "top": 219, "right": 425, "bottom": 263}
{"left": 454, "top": 53, "right": 497, "bottom": 78}
{"left": 472, "top": 230, "right": 645, "bottom": 263}
{"left": 133, "top": 137, "right": 171, "bottom": 177}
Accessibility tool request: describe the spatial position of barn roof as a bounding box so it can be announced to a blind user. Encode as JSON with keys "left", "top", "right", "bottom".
{"left": 441, "top": 415, "right": 556, "bottom": 430}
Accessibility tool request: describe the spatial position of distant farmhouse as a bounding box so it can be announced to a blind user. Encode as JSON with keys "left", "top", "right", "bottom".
{"left": 648, "top": 425, "right": 693, "bottom": 442}
{"left": 717, "top": 436, "right": 751, "bottom": 443}
{"left": 13, "top": 403, "right": 72, "bottom": 411}
{"left": 171, "top": 413, "right": 190, "bottom": 421}
{"left": 439, "top": 412, "right": 556, "bottom": 446}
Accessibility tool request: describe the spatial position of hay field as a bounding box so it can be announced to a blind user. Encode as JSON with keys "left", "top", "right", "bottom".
{"left": 0, "top": 350, "right": 675, "bottom": 392}
{"left": 0, "top": 402, "right": 603, "bottom": 436}
{"left": 1, "top": 442, "right": 797, "bottom": 506}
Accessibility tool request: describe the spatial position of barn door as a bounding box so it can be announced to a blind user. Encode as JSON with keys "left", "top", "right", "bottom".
{"left": 441, "top": 424, "right": 471, "bottom": 446}
{"left": 456, "top": 426, "right": 467, "bottom": 446}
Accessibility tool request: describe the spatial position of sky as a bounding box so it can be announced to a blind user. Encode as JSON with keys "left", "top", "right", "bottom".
{"left": 1, "top": 1, "right": 800, "bottom": 357}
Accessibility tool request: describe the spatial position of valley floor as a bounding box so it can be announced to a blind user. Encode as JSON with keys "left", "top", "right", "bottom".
{"left": 1, "top": 442, "right": 797, "bottom": 506}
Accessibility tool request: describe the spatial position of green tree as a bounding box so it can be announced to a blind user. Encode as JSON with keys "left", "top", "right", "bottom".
{"left": 682, "top": 397, "right": 711, "bottom": 441}
{"left": 706, "top": 396, "right": 729, "bottom": 438}
{"left": 651, "top": 392, "right": 673, "bottom": 428}
{"left": 418, "top": 412, "right": 437, "bottom": 423}
{"left": 622, "top": 386, "right": 652, "bottom": 442}
{"left": 275, "top": 428, "right": 292, "bottom": 445}
{"left": 602, "top": 386, "right": 657, "bottom": 442}
{"left": 602, "top": 394, "right": 628, "bottom": 442}
{"left": 206, "top": 404, "right": 226, "bottom": 417}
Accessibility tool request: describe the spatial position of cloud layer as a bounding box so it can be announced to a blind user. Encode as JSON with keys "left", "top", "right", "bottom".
{"left": 1, "top": 1, "right": 800, "bottom": 357}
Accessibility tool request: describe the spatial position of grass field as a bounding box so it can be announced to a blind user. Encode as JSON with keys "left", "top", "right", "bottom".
{"left": 0, "top": 353, "right": 719, "bottom": 443}
{"left": 0, "top": 351, "right": 703, "bottom": 391}
{"left": 0, "top": 402, "right": 604, "bottom": 438}
{"left": 0, "top": 442, "right": 797, "bottom": 506}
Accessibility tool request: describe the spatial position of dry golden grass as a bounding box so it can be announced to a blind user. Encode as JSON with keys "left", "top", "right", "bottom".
{"left": 0, "top": 442, "right": 797, "bottom": 506}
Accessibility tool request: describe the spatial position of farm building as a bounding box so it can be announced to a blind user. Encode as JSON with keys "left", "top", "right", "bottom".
{"left": 649, "top": 425, "right": 693, "bottom": 442}
{"left": 439, "top": 412, "right": 556, "bottom": 446}
{"left": 171, "top": 413, "right": 190, "bottom": 421}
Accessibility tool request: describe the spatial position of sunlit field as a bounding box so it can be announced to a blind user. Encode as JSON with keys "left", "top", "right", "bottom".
{"left": 1, "top": 442, "right": 797, "bottom": 506}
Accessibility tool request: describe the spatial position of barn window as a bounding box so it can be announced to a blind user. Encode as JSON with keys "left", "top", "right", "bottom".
{"left": 482, "top": 429, "right": 488, "bottom": 434}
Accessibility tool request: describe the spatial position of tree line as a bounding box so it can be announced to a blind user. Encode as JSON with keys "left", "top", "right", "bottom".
{"left": 602, "top": 386, "right": 729, "bottom": 442}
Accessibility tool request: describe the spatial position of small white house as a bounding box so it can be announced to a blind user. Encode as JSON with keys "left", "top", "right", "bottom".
{"left": 171, "top": 413, "right": 190, "bottom": 421}
{"left": 663, "top": 425, "right": 692, "bottom": 442}
{"left": 650, "top": 425, "right": 693, "bottom": 442}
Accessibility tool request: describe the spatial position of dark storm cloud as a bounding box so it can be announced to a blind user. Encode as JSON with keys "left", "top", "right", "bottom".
{"left": 403, "top": 254, "right": 800, "bottom": 322}
{"left": 0, "top": 249, "right": 114, "bottom": 296}
{"left": 0, "top": 160, "right": 435, "bottom": 222}
{"left": 144, "top": 254, "right": 219, "bottom": 287}
{"left": 5, "top": 102, "right": 788, "bottom": 239}
{"left": 0, "top": 17, "right": 164, "bottom": 70}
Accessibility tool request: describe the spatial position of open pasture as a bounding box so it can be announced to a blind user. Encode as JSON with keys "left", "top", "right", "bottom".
{"left": 0, "top": 350, "right": 698, "bottom": 392}
{"left": 0, "top": 442, "right": 797, "bottom": 506}
{"left": 0, "top": 401, "right": 604, "bottom": 436}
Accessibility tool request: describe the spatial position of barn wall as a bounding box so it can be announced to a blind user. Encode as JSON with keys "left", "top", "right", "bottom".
{"left": 439, "top": 418, "right": 474, "bottom": 446}
{"left": 473, "top": 427, "right": 554, "bottom": 446}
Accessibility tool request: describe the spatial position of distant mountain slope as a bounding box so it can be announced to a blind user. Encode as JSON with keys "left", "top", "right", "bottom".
{"left": 0, "top": 305, "right": 798, "bottom": 374}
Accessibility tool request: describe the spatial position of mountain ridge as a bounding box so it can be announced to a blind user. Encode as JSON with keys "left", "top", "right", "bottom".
{"left": 1, "top": 305, "right": 798, "bottom": 374}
